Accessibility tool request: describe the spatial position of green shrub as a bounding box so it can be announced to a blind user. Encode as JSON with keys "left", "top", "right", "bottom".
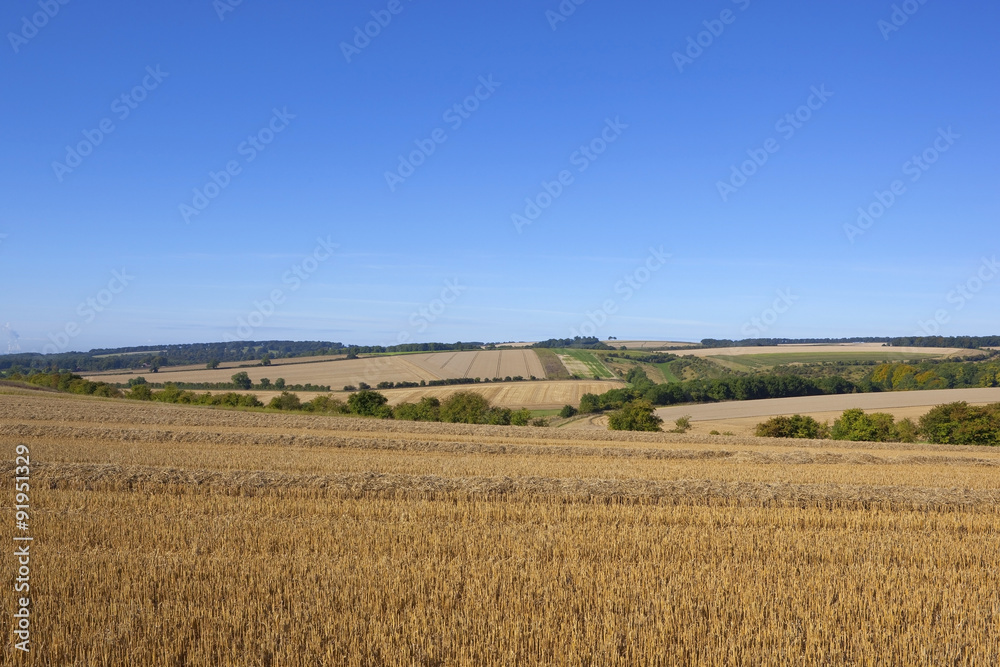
{"left": 440, "top": 391, "right": 492, "bottom": 424}
{"left": 894, "top": 417, "right": 919, "bottom": 443}
{"left": 126, "top": 384, "right": 154, "bottom": 401}
{"left": 831, "top": 409, "right": 897, "bottom": 442}
{"left": 267, "top": 392, "right": 302, "bottom": 411}
{"left": 510, "top": 408, "right": 532, "bottom": 426}
{"left": 347, "top": 390, "right": 389, "bottom": 417}
{"left": 392, "top": 402, "right": 421, "bottom": 421}
{"left": 304, "top": 395, "right": 349, "bottom": 414}
{"left": 755, "top": 415, "right": 829, "bottom": 439}
{"left": 414, "top": 396, "right": 441, "bottom": 421}
{"left": 671, "top": 415, "right": 692, "bottom": 433}
{"left": 608, "top": 400, "right": 663, "bottom": 432}
{"left": 579, "top": 393, "right": 601, "bottom": 414}
{"left": 919, "top": 402, "right": 1000, "bottom": 445}
{"left": 485, "top": 407, "right": 513, "bottom": 425}
{"left": 153, "top": 383, "right": 183, "bottom": 403}
{"left": 559, "top": 405, "right": 578, "bottom": 419}
{"left": 231, "top": 372, "right": 252, "bottom": 390}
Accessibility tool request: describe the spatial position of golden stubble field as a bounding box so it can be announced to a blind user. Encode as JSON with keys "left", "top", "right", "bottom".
{"left": 143, "top": 379, "right": 622, "bottom": 412}
{"left": 379, "top": 379, "right": 620, "bottom": 409}
{"left": 2, "top": 389, "right": 999, "bottom": 665}
{"left": 83, "top": 349, "right": 549, "bottom": 389}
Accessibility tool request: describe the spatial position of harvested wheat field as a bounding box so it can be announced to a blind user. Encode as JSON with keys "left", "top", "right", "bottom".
{"left": 380, "top": 379, "right": 621, "bottom": 409}
{"left": 2, "top": 389, "right": 999, "bottom": 665}
{"left": 655, "top": 387, "right": 1000, "bottom": 428}
{"left": 83, "top": 349, "right": 550, "bottom": 389}
{"left": 85, "top": 354, "right": 350, "bottom": 376}
{"left": 169, "top": 379, "right": 619, "bottom": 411}
{"left": 404, "top": 349, "right": 546, "bottom": 380}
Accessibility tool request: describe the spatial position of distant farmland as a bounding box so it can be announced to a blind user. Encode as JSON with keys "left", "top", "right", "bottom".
{"left": 680, "top": 343, "right": 976, "bottom": 360}
{"left": 380, "top": 380, "right": 621, "bottom": 409}
{"left": 654, "top": 387, "right": 1000, "bottom": 435}
{"left": 84, "top": 349, "right": 549, "bottom": 388}
{"left": 708, "top": 351, "right": 942, "bottom": 370}
{"left": 555, "top": 349, "right": 615, "bottom": 379}
{"left": 610, "top": 340, "right": 694, "bottom": 349}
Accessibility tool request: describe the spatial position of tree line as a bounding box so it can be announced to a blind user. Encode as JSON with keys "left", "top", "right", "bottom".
{"left": 579, "top": 361, "right": 1000, "bottom": 415}
{"left": 130, "top": 386, "right": 544, "bottom": 426}
{"left": 756, "top": 403, "right": 1000, "bottom": 446}
{"left": 532, "top": 337, "right": 611, "bottom": 350}
{"left": 699, "top": 336, "right": 1000, "bottom": 349}
{"left": 8, "top": 372, "right": 548, "bottom": 427}
{"left": 0, "top": 340, "right": 488, "bottom": 374}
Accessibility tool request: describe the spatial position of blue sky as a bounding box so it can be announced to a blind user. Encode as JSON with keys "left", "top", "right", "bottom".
{"left": 2, "top": 0, "right": 998, "bottom": 353}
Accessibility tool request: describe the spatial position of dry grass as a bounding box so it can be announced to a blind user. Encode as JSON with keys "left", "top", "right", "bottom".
{"left": 3, "top": 391, "right": 999, "bottom": 665}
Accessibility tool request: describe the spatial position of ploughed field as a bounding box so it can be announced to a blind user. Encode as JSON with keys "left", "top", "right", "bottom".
{"left": 3, "top": 389, "right": 999, "bottom": 665}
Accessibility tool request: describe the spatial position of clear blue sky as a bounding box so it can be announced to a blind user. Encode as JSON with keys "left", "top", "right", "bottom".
{"left": 2, "top": 0, "right": 998, "bottom": 353}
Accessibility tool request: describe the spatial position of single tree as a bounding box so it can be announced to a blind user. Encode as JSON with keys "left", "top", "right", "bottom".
{"left": 231, "top": 371, "right": 252, "bottom": 390}
{"left": 347, "top": 390, "right": 390, "bottom": 417}
{"left": 608, "top": 400, "right": 663, "bottom": 432}
{"left": 267, "top": 391, "right": 301, "bottom": 411}
{"left": 559, "top": 404, "right": 578, "bottom": 419}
